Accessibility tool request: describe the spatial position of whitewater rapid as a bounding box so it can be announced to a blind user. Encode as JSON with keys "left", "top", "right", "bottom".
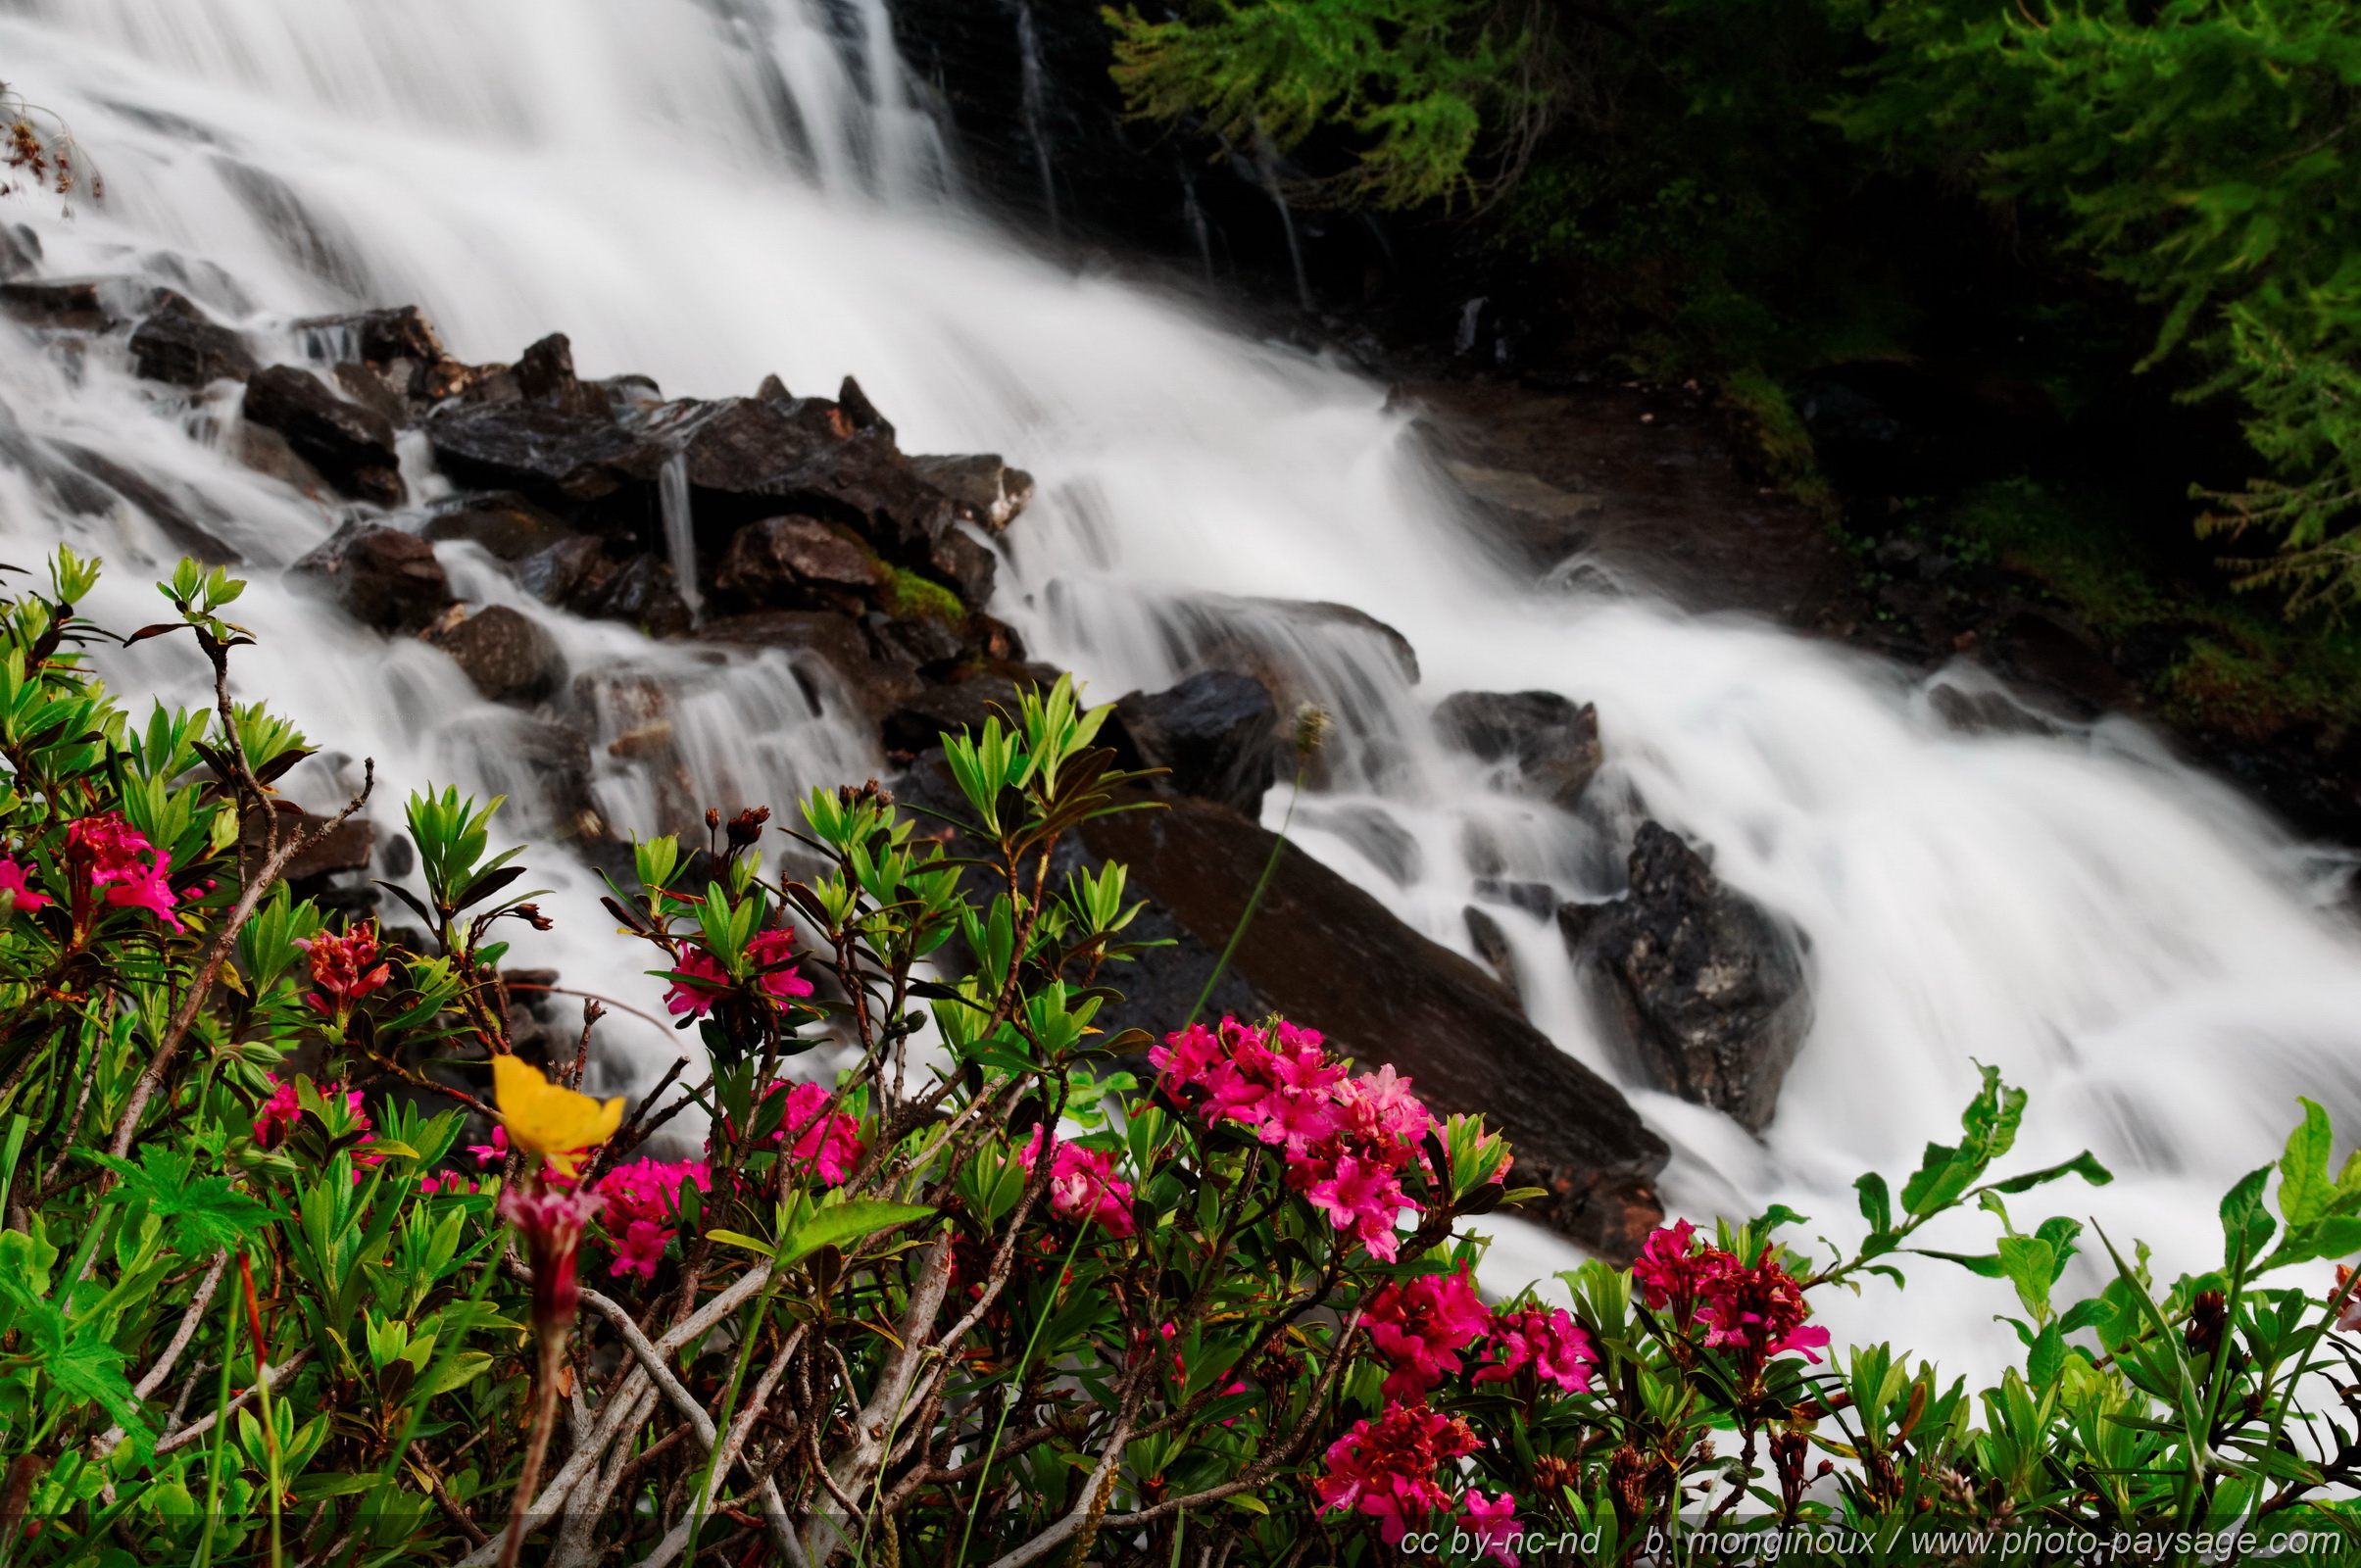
{"left": 4, "top": 0, "right": 2360, "bottom": 1382}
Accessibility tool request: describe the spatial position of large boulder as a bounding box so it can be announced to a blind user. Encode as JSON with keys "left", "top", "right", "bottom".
{"left": 128, "top": 295, "right": 256, "bottom": 388}
{"left": 422, "top": 492, "right": 581, "bottom": 562}
{"left": 882, "top": 676, "right": 1025, "bottom": 756}
{"left": 909, "top": 453, "right": 1036, "bottom": 531}
{"left": 713, "top": 514, "right": 885, "bottom": 610}
{"left": 242, "top": 366, "right": 405, "bottom": 506}
{"left": 426, "top": 398, "right": 665, "bottom": 508}
{"left": 583, "top": 554, "right": 693, "bottom": 640}
{"left": 1434, "top": 690, "right": 1602, "bottom": 811}
{"left": 1107, "top": 671, "right": 1279, "bottom": 816}
{"left": 433, "top": 604, "right": 565, "bottom": 704}
{"left": 1563, "top": 822, "right": 1811, "bottom": 1133}
{"left": 1082, "top": 795, "right": 1669, "bottom": 1260}
{"left": 288, "top": 522, "right": 454, "bottom": 633}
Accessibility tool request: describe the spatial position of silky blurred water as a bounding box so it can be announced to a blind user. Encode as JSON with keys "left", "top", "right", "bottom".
{"left": 3, "top": 0, "right": 2359, "bottom": 1382}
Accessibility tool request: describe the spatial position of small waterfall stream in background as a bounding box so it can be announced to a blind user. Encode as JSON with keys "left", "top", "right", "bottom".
{"left": 3, "top": 0, "right": 2360, "bottom": 1381}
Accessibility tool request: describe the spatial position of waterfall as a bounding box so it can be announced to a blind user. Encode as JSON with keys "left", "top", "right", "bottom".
{"left": 660, "top": 451, "right": 701, "bottom": 623}
{"left": 1, "top": 0, "right": 2357, "bottom": 1381}
{"left": 1013, "top": 0, "right": 1059, "bottom": 238}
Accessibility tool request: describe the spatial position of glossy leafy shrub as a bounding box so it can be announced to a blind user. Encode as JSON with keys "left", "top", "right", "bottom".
{"left": 4, "top": 554, "right": 2361, "bottom": 1568}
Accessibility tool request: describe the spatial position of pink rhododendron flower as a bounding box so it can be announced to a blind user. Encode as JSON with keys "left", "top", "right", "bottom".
{"left": 1697, "top": 1248, "right": 1829, "bottom": 1368}
{"left": 1313, "top": 1401, "right": 1477, "bottom": 1544}
{"left": 1631, "top": 1220, "right": 1734, "bottom": 1323}
{"left": 771, "top": 1081, "right": 862, "bottom": 1186}
{"left": 1305, "top": 1153, "right": 1416, "bottom": 1261}
{"left": 611, "top": 1220, "right": 673, "bottom": 1281}
{"left": 663, "top": 928, "right": 815, "bottom": 1017}
{"left": 1155, "top": 1015, "right": 1439, "bottom": 1259}
{"left": 1458, "top": 1490, "right": 1522, "bottom": 1567}
{"left": 102, "top": 850, "right": 181, "bottom": 932}
{"left": 1363, "top": 1269, "right": 1491, "bottom": 1399}
{"left": 468, "top": 1125, "right": 510, "bottom": 1167}
{"left": 418, "top": 1172, "right": 476, "bottom": 1197}
{"left": 0, "top": 858, "right": 50, "bottom": 913}
{"left": 64, "top": 812, "right": 153, "bottom": 885}
{"left": 252, "top": 1073, "right": 302, "bottom": 1151}
{"left": 596, "top": 1156, "right": 712, "bottom": 1279}
{"left": 297, "top": 921, "right": 390, "bottom": 1012}
{"left": 1019, "top": 1128, "right": 1136, "bottom": 1238}
{"left": 1473, "top": 1306, "right": 1598, "bottom": 1395}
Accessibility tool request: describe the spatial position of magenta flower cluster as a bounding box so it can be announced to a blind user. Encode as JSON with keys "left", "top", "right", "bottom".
{"left": 663, "top": 928, "right": 814, "bottom": 1017}
{"left": 597, "top": 1156, "right": 713, "bottom": 1280}
{"left": 1018, "top": 1127, "right": 1136, "bottom": 1237}
{"left": 3, "top": 811, "right": 188, "bottom": 931}
{"left": 1151, "top": 1016, "right": 1431, "bottom": 1261}
{"left": 1630, "top": 1220, "right": 1830, "bottom": 1369}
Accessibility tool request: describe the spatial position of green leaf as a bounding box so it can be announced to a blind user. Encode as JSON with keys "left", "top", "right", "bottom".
{"left": 2027, "top": 1323, "right": 2065, "bottom": 1387}
{"left": 87, "top": 1148, "right": 270, "bottom": 1255}
{"left": 1984, "top": 1151, "right": 2114, "bottom": 1196}
{"left": 2221, "top": 1163, "right": 2277, "bottom": 1269}
{"left": 777, "top": 1201, "right": 935, "bottom": 1269}
{"left": 704, "top": 1230, "right": 776, "bottom": 1259}
{"left": 1854, "top": 1172, "right": 1893, "bottom": 1234}
{"left": 2280, "top": 1098, "right": 2336, "bottom": 1229}
{"left": 1906, "top": 1249, "right": 2003, "bottom": 1278}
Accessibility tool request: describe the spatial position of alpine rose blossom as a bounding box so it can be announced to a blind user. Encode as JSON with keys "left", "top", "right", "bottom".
{"left": 1458, "top": 1491, "right": 1522, "bottom": 1568}
{"left": 770, "top": 1082, "right": 862, "bottom": 1186}
{"left": 596, "top": 1157, "right": 713, "bottom": 1279}
{"left": 1154, "top": 1016, "right": 1438, "bottom": 1259}
{"left": 663, "top": 929, "right": 815, "bottom": 1017}
{"left": 0, "top": 858, "right": 50, "bottom": 913}
{"left": 1474, "top": 1306, "right": 1599, "bottom": 1395}
{"left": 1313, "top": 1401, "right": 1478, "bottom": 1544}
{"left": 1631, "top": 1220, "right": 1734, "bottom": 1323}
{"left": 1364, "top": 1269, "right": 1491, "bottom": 1399}
{"left": 1018, "top": 1128, "right": 1136, "bottom": 1237}
{"left": 64, "top": 812, "right": 152, "bottom": 884}
{"left": 297, "top": 921, "right": 391, "bottom": 1013}
{"left": 252, "top": 1073, "right": 302, "bottom": 1150}
{"left": 1697, "top": 1248, "right": 1830, "bottom": 1368}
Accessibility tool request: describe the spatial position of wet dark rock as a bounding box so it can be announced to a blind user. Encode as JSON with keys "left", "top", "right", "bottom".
{"left": 713, "top": 514, "right": 885, "bottom": 608}
{"left": 868, "top": 612, "right": 967, "bottom": 676}
{"left": 0, "top": 224, "right": 39, "bottom": 281}
{"left": 926, "top": 526, "right": 998, "bottom": 609}
{"left": 333, "top": 362, "right": 410, "bottom": 431}
{"left": 1107, "top": 670, "right": 1280, "bottom": 815}
{"left": 500, "top": 713, "right": 602, "bottom": 839}
{"left": 516, "top": 534, "right": 617, "bottom": 611}
{"left": 422, "top": 492, "right": 580, "bottom": 562}
{"left": 837, "top": 374, "right": 893, "bottom": 441}
{"left": 49, "top": 443, "right": 240, "bottom": 564}
{"left": 883, "top": 676, "right": 1027, "bottom": 755}
{"left": 294, "top": 304, "right": 444, "bottom": 369}
{"left": 1084, "top": 795, "right": 1668, "bottom": 1261}
{"left": 288, "top": 522, "right": 454, "bottom": 633}
{"left": 241, "top": 809, "right": 373, "bottom": 886}
{"left": 242, "top": 366, "right": 405, "bottom": 506}
{"left": 1464, "top": 905, "right": 1521, "bottom": 999}
{"left": 128, "top": 296, "right": 256, "bottom": 388}
{"left": 514, "top": 332, "right": 609, "bottom": 416}
{"left": 1303, "top": 801, "right": 1423, "bottom": 885}
{"left": 234, "top": 422, "right": 331, "bottom": 498}
{"left": 909, "top": 454, "right": 1036, "bottom": 531}
{"left": 1568, "top": 822, "right": 1811, "bottom": 1133}
{"left": 433, "top": 605, "right": 565, "bottom": 704}
{"left": 585, "top": 554, "right": 693, "bottom": 639}
{"left": 426, "top": 398, "right": 665, "bottom": 508}
{"left": 1434, "top": 690, "right": 1603, "bottom": 810}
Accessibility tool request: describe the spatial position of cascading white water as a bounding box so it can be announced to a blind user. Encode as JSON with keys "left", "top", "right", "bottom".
{"left": 4, "top": 0, "right": 2360, "bottom": 1383}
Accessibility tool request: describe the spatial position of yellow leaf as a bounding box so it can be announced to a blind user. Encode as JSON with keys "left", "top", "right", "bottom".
{"left": 491, "top": 1054, "right": 622, "bottom": 1178}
